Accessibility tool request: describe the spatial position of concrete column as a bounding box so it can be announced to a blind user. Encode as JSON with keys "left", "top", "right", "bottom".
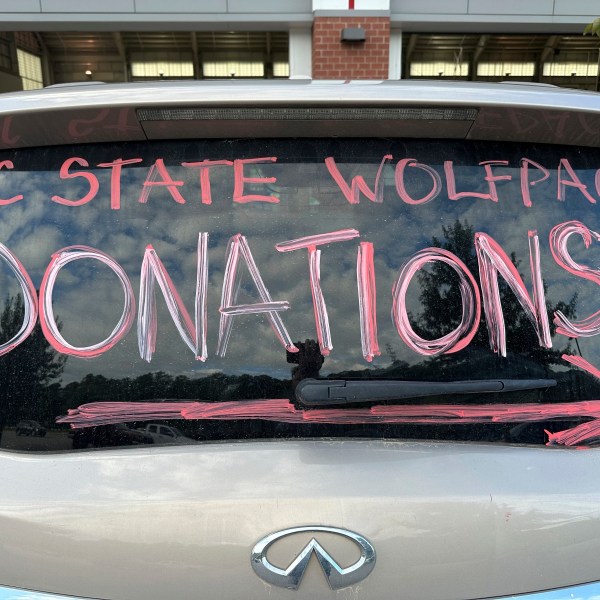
{"left": 289, "top": 27, "right": 312, "bottom": 79}
{"left": 388, "top": 28, "right": 402, "bottom": 79}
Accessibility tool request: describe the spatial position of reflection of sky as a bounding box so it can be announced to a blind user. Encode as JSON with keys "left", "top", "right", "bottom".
{"left": 0, "top": 139, "right": 600, "bottom": 385}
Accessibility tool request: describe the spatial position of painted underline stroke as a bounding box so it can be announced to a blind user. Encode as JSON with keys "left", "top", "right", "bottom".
{"left": 56, "top": 399, "right": 600, "bottom": 446}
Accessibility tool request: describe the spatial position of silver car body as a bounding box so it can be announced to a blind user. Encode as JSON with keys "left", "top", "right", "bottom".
{"left": 0, "top": 80, "right": 599, "bottom": 600}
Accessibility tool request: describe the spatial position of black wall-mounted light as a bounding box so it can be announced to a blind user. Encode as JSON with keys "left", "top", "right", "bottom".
{"left": 341, "top": 27, "right": 366, "bottom": 42}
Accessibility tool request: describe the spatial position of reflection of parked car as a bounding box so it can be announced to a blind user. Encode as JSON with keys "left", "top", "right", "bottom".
{"left": 71, "top": 424, "right": 154, "bottom": 449}
{"left": 137, "top": 424, "right": 195, "bottom": 444}
{"left": 15, "top": 421, "right": 46, "bottom": 437}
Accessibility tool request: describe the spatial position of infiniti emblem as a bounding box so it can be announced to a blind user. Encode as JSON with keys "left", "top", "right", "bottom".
{"left": 251, "top": 526, "right": 376, "bottom": 590}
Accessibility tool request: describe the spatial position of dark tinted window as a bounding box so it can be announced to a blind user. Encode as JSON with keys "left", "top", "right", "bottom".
{"left": 1, "top": 138, "right": 599, "bottom": 450}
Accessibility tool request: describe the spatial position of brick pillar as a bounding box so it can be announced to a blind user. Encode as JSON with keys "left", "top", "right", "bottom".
{"left": 312, "top": 16, "right": 390, "bottom": 80}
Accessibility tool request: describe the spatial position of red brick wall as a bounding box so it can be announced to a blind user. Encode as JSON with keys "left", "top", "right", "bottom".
{"left": 312, "top": 16, "right": 389, "bottom": 80}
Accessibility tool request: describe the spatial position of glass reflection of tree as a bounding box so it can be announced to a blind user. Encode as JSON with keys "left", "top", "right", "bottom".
{"left": 0, "top": 294, "right": 66, "bottom": 437}
{"left": 411, "top": 220, "right": 578, "bottom": 378}
{"left": 61, "top": 371, "right": 291, "bottom": 409}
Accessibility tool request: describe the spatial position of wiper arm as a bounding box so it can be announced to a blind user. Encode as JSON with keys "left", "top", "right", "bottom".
{"left": 295, "top": 378, "right": 557, "bottom": 407}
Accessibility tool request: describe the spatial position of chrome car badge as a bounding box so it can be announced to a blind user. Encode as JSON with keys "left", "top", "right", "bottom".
{"left": 251, "top": 526, "right": 376, "bottom": 590}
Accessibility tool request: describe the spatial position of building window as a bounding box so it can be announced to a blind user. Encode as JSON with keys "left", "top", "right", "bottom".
{"left": 17, "top": 49, "right": 43, "bottom": 89}
{"left": 272, "top": 62, "right": 290, "bottom": 77}
{"left": 410, "top": 61, "right": 469, "bottom": 78}
{"left": 0, "top": 35, "right": 15, "bottom": 73}
{"left": 131, "top": 61, "right": 194, "bottom": 79}
{"left": 202, "top": 61, "right": 265, "bottom": 78}
{"left": 543, "top": 62, "right": 598, "bottom": 77}
{"left": 477, "top": 62, "right": 535, "bottom": 77}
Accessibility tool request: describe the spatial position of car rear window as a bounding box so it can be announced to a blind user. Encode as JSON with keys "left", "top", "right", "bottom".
{"left": 1, "top": 137, "right": 600, "bottom": 450}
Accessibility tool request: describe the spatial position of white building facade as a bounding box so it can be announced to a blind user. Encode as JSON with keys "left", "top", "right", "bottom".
{"left": 0, "top": 0, "right": 598, "bottom": 90}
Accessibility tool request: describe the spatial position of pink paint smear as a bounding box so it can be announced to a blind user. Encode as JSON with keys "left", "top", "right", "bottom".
{"left": 56, "top": 398, "right": 600, "bottom": 446}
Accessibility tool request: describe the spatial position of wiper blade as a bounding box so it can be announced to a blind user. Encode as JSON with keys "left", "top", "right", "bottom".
{"left": 295, "top": 378, "right": 557, "bottom": 407}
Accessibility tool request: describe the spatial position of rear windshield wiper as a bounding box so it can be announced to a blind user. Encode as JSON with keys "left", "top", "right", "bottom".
{"left": 295, "top": 378, "right": 557, "bottom": 407}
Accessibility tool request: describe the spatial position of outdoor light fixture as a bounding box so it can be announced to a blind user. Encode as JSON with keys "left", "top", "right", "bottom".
{"left": 85, "top": 70, "right": 92, "bottom": 79}
{"left": 341, "top": 27, "right": 366, "bottom": 42}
